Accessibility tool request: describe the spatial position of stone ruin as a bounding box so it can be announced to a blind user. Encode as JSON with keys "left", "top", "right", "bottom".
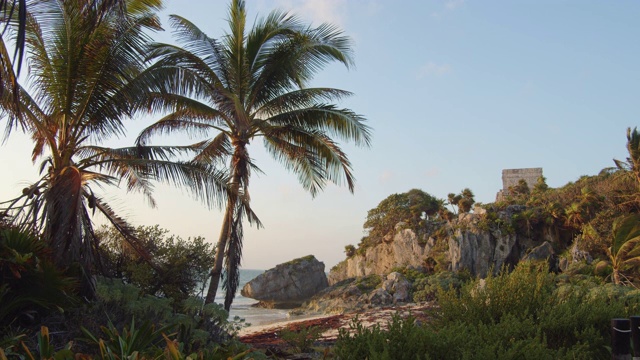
{"left": 496, "top": 168, "right": 543, "bottom": 202}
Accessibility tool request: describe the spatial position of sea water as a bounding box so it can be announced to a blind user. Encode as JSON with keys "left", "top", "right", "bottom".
{"left": 210, "top": 269, "right": 290, "bottom": 327}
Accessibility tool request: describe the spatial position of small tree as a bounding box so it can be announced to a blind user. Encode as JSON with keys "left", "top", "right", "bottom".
{"left": 344, "top": 245, "right": 356, "bottom": 258}
{"left": 533, "top": 176, "right": 549, "bottom": 194}
{"left": 448, "top": 188, "right": 475, "bottom": 214}
{"left": 97, "top": 225, "right": 215, "bottom": 306}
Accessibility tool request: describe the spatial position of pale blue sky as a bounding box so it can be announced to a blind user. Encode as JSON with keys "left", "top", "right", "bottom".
{"left": 1, "top": 1, "right": 639, "bottom": 270}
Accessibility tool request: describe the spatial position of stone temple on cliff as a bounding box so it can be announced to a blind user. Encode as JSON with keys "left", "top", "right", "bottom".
{"left": 495, "top": 167, "right": 543, "bottom": 202}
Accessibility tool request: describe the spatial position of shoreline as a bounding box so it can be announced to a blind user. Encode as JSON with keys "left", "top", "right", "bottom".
{"left": 238, "top": 302, "right": 437, "bottom": 347}
{"left": 237, "top": 312, "right": 335, "bottom": 337}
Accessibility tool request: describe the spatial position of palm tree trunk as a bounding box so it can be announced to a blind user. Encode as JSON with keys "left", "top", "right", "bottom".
{"left": 204, "top": 143, "right": 247, "bottom": 305}
{"left": 204, "top": 188, "right": 237, "bottom": 304}
{"left": 613, "top": 268, "right": 621, "bottom": 285}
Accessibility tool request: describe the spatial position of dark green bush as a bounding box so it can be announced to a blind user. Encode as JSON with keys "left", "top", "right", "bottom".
{"left": 412, "top": 271, "right": 469, "bottom": 302}
{"left": 96, "top": 225, "right": 215, "bottom": 308}
{"left": 0, "top": 227, "right": 77, "bottom": 329}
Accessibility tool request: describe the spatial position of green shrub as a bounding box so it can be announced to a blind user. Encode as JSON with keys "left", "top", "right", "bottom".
{"left": 96, "top": 225, "right": 215, "bottom": 308}
{"left": 279, "top": 326, "right": 324, "bottom": 353}
{"left": 354, "top": 274, "right": 382, "bottom": 292}
{"left": 412, "top": 271, "right": 469, "bottom": 302}
{"left": 0, "top": 227, "right": 77, "bottom": 329}
{"left": 335, "top": 263, "right": 638, "bottom": 359}
{"left": 390, "top": 266, "right": 428, "bottom": 283}
{"left": 436, "top": 262, "right": 556, "bottom": 326}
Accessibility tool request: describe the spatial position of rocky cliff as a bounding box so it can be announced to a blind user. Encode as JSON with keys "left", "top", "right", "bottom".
{"left": 329, "top": 206, "right": 560, "bottom": 284}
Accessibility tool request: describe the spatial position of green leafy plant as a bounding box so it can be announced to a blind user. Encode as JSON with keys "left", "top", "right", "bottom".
{"left": 0, "top": 227, "right": 76, "bottom": 328}
{"left": 599, "top": 214, "right": 640, "bottom": 285}
{"left": 81, "top": 318, "right": 172, "bottom": 360}
{"left": 279, "top": 326, "right": 324, "bottom": 353}
{"left": 335, "top": 263, "right": 638, "bottom": 359}
{"left": 96, "top": 225, "right": 215, "bottom": 307}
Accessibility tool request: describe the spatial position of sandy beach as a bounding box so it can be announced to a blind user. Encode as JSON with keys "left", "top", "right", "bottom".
{"left": 238, "top": 303, "right": 436, "bottom": 348}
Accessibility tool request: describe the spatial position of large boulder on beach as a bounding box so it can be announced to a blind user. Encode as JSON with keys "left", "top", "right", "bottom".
{"left": 241, "top": 255, "right": 329, "bottom": 308}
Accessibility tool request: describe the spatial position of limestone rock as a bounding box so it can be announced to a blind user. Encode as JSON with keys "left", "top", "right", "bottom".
{"left": 328, "top": 228, "right": 436, "bottom": 284}
{"left": 328, "top": 205, "right": 564, "bottom": 282}
{"left": 448, "top": 213, "right": 519, "bottom": 277}
{"left": 367, "top": 288, "right": 393, "bottom": 306}
{"left": 241, "top": 255, "right": 328, "bottom": 308}
{"left": 522, "top": 241, "right": 559, "bottom": 272}
{"left": 523, "top": 241, "right": 554, "bottom": 262}
{"left": 571, "top": 241, "right": 593, "bottom": 264}
{"left": 382, "top": 272, "right": 412, "bottom": 303}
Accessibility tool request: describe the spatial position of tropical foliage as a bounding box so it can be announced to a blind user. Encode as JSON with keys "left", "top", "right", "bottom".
{"left": 363, "top": 189, "right": 442, "bottom": 240}
{"left": 96, "top": 225, "right": 215, "bottom": 307}
{"left": 0, "top": 0, "right": 226, "bottom": 295}
{"left": 599, "top": 214, "right": 640, "bottom": 285}
{"left": 136, "top": 0, "right": 371, "bottom": 309}
{"left": 0, "top": 224, "right": 76, "bottom": 329}
{"left": 447, "top": 188, "right": 475, "bottom": 214}
{"left": 334, "top": 263, "right": 640, "bottom": 359}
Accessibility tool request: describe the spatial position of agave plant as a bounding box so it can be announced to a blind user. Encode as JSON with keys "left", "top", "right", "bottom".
{"left": 0, "top": 0, "right": 226, "bottom": 296}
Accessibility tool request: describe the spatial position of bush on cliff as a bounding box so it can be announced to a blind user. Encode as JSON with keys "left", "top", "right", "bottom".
{"left": 362, "top": 189, "right": 442, "bottom": 245}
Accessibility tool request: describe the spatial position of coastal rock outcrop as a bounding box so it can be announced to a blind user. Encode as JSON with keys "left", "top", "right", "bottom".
{"left": 328, "top": 229, "right": 436, "bottom": 284}
{"left": 448, "top": 212, "right": 520, "bottom": 277}
{"left": 329, "top": 206, "right": 561, "bottom": 282}
{"left": 241, "top": 255, "right": 328, "bottom": 308}
{"left": 300, "top": 272, "right": 412, "bottom": 314}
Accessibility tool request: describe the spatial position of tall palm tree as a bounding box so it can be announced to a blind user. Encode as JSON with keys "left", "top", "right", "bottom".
{"left": 0, "top": 0, "right": 226, "bottom": 296}
{"left": 136, "top": 0, "right": 371, "bottom": 310}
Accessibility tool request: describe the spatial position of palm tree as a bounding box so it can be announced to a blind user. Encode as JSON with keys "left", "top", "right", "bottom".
{"left": 136, "top": 0, "right": 371, "bottom": 310}
{"left": 0, "top": 0, "right": 128, "bottom": 106}
{"left": 602, "top": 214, "right": 640, "bottom": 285}
{"left": 0, "top": 0, "right": 226, "bottom": 296}
{"left": 614, "top": 127, "right": 640, "bottom": 185}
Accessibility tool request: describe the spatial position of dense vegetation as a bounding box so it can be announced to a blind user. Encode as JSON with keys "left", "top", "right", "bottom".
{"left": 0, "top": 0, "right": 366, "bottom": 358}
{"left": 334, "top": 263, "right": 640, "bottom": 359}
{"left": 1, "top": 0, "right": 639, "bottom": 358}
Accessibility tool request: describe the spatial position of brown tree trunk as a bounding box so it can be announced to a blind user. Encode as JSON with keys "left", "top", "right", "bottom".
{"left": 204, "top": 143, "right": 247, "bottom": 305}
{"left": 204, "top": 189, "right": 237, "bottom": 305}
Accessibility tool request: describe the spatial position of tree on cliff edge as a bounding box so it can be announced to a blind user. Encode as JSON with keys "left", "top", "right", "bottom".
{"left": 136, "top": 0, "right": 371, "bottom": 310}
{"left": 364, "top": 189, "right": 441, "bottom": 240}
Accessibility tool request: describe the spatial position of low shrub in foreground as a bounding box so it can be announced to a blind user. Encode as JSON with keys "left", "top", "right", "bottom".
{"left": 2, "top": 279, "right": 253, "bottom": 358}
{"left": 334, "top": 262, "right": 640, "bottom": 359}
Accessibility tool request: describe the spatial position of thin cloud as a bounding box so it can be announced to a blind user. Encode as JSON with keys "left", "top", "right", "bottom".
{"left": 446, "top": 0, "right": 465, "bottom": 10}
{"left": 271, "top": 0, "right": 348, "bottom": 27}
{"left": 417, "top": 62, "right": 452, "bottom": 78}
{"left": 425, "top": 167, "right": 440, "bottom": 178}
{"left": 432, "top": 0, "right": 465, "bottom": 17}
{"left": 379, "top": 170, "right": 394, "bottom": 184}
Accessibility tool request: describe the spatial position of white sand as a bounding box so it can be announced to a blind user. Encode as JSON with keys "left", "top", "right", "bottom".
{"left": 237, "top": 313, "right": 333, "bottom": 336}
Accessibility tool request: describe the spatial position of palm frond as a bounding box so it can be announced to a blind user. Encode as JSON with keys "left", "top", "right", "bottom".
{"left": 612, "top": 214, "right": 640, "bottom": 256}
{"left": 192, "top": 132, "right": 232, "bottom": 165}
{"left": 264, "top": 104, "right": 371, "bottom": 146}
{"left": 223, "top": 190, "right": 262, "bottom": 311}
{"left": 135, "top": 107, "right": 228, "bottom": 146}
